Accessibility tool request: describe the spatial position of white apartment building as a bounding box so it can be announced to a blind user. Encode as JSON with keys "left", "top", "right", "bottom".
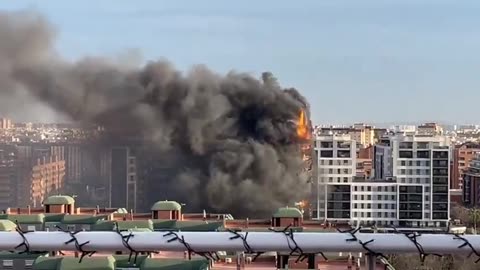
{"left": 374, "top": 135, "right": 451, "bottom": 227}
{"left": 315, "top": 134, "right": 451, "bottom": 228}
{"left": 314, "top": 134, "right": 356, "bottom": 220}
{"left": 350, "top": 181, "right": 398, "bottom": 226}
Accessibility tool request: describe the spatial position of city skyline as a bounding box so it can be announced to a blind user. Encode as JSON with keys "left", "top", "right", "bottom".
{"left": 1, "top": 1, "right": 480, "bottom": 123}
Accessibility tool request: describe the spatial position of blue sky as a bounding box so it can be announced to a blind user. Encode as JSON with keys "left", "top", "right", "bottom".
{"left": 1, "top": 0, "right": 479, "bottom": 124}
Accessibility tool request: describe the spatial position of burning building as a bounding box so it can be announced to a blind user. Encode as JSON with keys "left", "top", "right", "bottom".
{"left": 0, "top": 11, "right": 312, "bottom": 218}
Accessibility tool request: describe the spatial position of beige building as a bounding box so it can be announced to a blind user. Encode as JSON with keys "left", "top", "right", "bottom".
{"left": 29, "top": 156, "right": 66, "bottom": 207}
{"left": 352, "top": 123, "right": 375, "bottom": 147}
{"left": 0, "top": 118, "right": 12, "bottom": 130}
{"left": 417, "top": 122, "right": 443, "bottom": 135}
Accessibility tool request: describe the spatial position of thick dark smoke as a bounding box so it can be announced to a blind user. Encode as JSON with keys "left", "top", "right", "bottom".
{"left": 0, "top": 10, "right": 311, "bottom": 217}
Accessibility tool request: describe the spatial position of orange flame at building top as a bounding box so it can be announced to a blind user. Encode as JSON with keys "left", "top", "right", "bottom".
{"left": 296, "top": 109, "right": 311, "bottom": 140}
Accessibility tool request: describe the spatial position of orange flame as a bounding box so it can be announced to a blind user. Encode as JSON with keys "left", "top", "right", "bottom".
{"left": 296, "top": 109, "right": 311, "bottom": 140}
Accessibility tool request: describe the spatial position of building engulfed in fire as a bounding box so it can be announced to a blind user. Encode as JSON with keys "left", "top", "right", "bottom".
{"left": 296, "top": 109, "right": 315, "bottom": 219}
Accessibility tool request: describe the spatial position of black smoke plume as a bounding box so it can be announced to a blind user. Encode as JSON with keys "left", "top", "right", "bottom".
{"left": 0, "top": 10, "right": 311, "bottom": 217}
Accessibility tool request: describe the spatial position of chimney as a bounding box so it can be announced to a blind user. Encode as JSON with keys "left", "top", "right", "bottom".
{"left": 96, "top": 205, "right": 100, "bottom": 213}
{"left": 27, "top": 205, "right": 31, "bottom": 214}
{"left": 130, "top": 209, "right": 134, "bottom": 221}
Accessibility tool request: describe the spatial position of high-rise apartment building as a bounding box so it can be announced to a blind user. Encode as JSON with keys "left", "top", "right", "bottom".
{"left": 374, "top": 135, "right": 451, "bottom": 227}
{"left": 29, "top": 156, "right": 66, "bottom": 207}
{"left": 110, "top": 146, "right": 138, "bottom": 212}
{"left": 316, "top": 134, "right": 451, "bottom": 228}
{"left": 0, "top": 144, "right": 66, "bottom": 208}
{"left": 0, "top": 145, "right": 17, "bottom": 209}
{"left": 452, "top": 143, "right": 480, "bottom": 189}
{"left": 462, "top": 155, "right": 480, "bottom": 207}
{"left": 314, "top": 134, "right": 356, "bottom": 221}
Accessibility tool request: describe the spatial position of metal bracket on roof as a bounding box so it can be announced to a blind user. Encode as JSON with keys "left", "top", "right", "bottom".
{"left": 227, "top": 229, "right": 264, "bottom": 262}
{"left": 14, "top": 221, "right": 31, "bottom": 254}
{"left": 388, "top": 226, "right": 442, "bottom": 266}
{"left": 114, "top": 221, "right": 142, "bottom": 265}
{"left": 55, "top": 225, "right": 95, "bottom": 263}
{"left": 453, "top": 234, "right": 480, "bottom": 263}
{"left": 163, "top": 231, "right": 219, "bottom": 262}
{"left": 337, "top": 226, "right": 389, "bottom": 264}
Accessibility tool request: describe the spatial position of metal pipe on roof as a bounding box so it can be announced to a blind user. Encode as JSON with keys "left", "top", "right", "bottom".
{"left": 0, "top": 231, "right": 478, "bottom": 254}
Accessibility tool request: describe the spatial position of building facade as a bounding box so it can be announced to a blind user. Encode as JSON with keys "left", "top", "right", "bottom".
{"left": 29, "top": 156, "right": 66, "bottom": 207}
{"left": 314, "top": 134, "right": 356, "bottom": 221}
{"left": 452, "top": 143, "right": 480, "bottom": 190}
{"left": 374, "top": 135, "right": 451, "bottom": 227}
{"left": 0, "top": 118, "right": 12, "bottom": 130}
{"left": 317, "top": 134, "right": 451, "bottom": 228}
{"left": 463, "top": 155, "right": 480, "bottom": 207}
{"left": 110, "top": 146, "right": 138, "bottom": 212}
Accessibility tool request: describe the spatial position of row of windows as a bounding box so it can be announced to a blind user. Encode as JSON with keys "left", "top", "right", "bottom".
{"left": 319, "top": 159, "right": 352, "bottom": 166}
{"left": 318, "top": 141, "right": 352, "bottom": 149}
{"left": 353, "top": 194, "right": 396, "bottom": 201}
{"left": 319, "top": 168, "right": 352, "bottom": 174}
{"left": 399, "top": 160, "right": 431, "bottom": 166}
{"left": 399, "top": 142, "right": 430, "bottom": 149}
{"left": 352, "top": 211, "right": 395, "bottom": 218}
{"left": 352, "top": 203, "right": 396, "bottom": 209}
{"left": 398, "top": 169, "right": 431, "bottom": 175}
{"left": 321, "top": 177, "right": 352, "bottom": 183}
{"left": 320, "top": 150, "right": 351, "bottom": 158}
{"left": 353, "top": 186, "right": 396, "bottom": 192}
{"left": 398, "top": 178, "right": 431, "bottom": 184}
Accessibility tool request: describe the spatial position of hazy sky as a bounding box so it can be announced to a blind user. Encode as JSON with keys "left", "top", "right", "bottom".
{"left": 1, "top": 0, "right": 479, "bottom": 124}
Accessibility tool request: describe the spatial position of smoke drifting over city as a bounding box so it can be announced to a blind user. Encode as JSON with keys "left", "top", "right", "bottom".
{"left": 0, "top": 11, "right": 311, "bottom": 217}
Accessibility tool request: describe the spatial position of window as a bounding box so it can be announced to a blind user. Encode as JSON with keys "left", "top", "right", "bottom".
{"left": 378, "top": 204, "right": 382, "bottom": 209}
{"left": 377, "top": 195, "right": 382, "bottom": 200}
{"left": 367, "top": 186, "right": 371, "bottom": 192}
{"left": 2, "top": 260, "right": 13, "bottom": 267}
{"left": 320, "top": 150, "right": 334, "bottom": 158}
{"left": 354, "top": 186, "right": 358, "bottom": 191}
{"left": 367, "top": 212, "right": 371, "bottom": 218}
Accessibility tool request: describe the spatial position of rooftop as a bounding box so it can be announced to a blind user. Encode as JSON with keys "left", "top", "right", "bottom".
{"left": 43, "top": 195, "right": 75, "bottom": 205}
{"left": 272, "top": 207, "right": 303, "bottom": 218}
{"left": 151, "top": 201, "right": 182, "bottom": 211}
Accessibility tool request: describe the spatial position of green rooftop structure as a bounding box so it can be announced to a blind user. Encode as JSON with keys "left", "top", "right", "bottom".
{"left": 0, "top": 214, "right": 45, "bottom": 224}
{"left": 32, "top": 257, "right": 62, "bottom": 270}
{"left": 43, "top": 196, "right": 75, "bottom": 205}
{"left": 60, "top": 215, "right": 106, "bottom": 225}
{"left": 58, "top": 256, "right": 115, "bottom": 270}
{"left": 31, "top": 256, "right": 209, "bottom": 270}
{"left": 151, "top": 201, "right": 182, "bottom": 211}
{"left": 113, "top": 255, "right": 149, "bottom": 268}
{"left": 272, "top": 207, "right": 303, "bottom": 218}
{"left": 140, "top": 258, "right": 209, "bottom": 270}
{"left": 0, "top": 220, "right": 17, "bottom": 231}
